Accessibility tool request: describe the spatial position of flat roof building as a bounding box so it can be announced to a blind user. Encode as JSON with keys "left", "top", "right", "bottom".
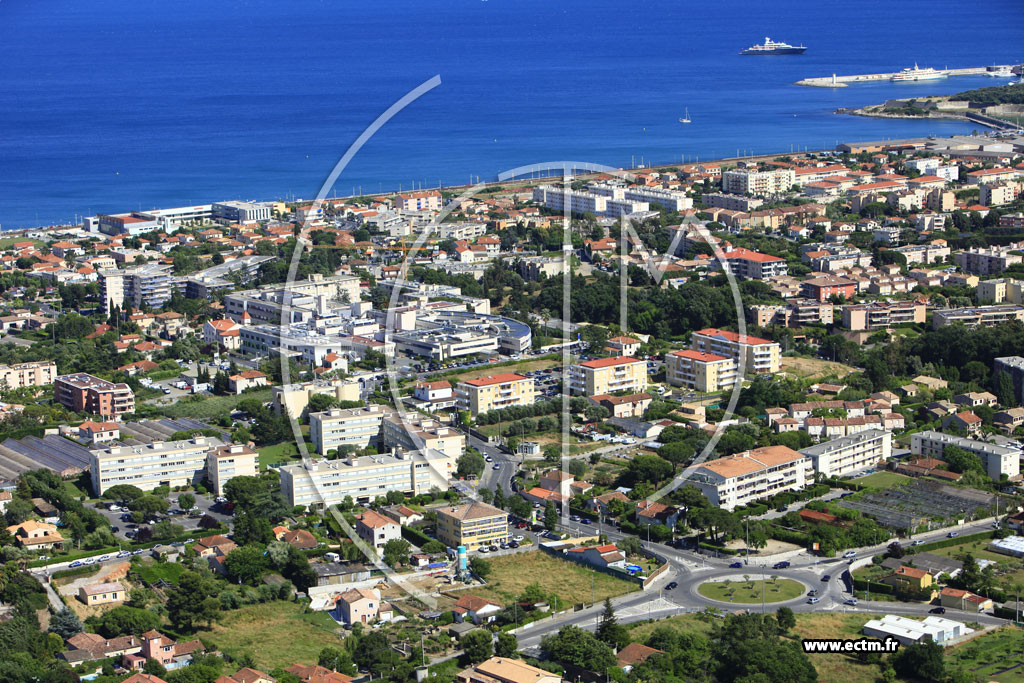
{"left": 55, "top": 373, "right": 135, "bottom": 419}
{"left": 800, "top": 429, "right": 892, "bottom": 479}
{"left": 456, "top": 373, "right": 536, "bottom": 416}
{"left": 688, "top": 445, "right": 811, "bottom": 510}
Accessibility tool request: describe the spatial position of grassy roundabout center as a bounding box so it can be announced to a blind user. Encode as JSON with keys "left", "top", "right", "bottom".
{"left": 697, "top": 577, "right": 805, "bottom": 604}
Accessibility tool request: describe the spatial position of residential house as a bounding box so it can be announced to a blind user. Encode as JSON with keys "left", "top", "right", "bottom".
{"left": 6, "top": 520, "right": 63, "bottom": 550}
{"left": 229, "top": 370, "right": 268, "bottom": 394}
{"left": 635, "top": 500, "right": 679, "bottom": 527}
{"left": 78, "top": 581, "right": 126, "bottom": 606}
{"left": 940, "top": 587, "right": 993, "bottom": 612}
{"left": 942, "top": 411, "right": 982, "bottom": 435}
{"left": 355, "top": 509, "right": 401, "bottom": 553}
{"left": 880, "top": 566, "right": 933, "bottom": 594}
{"left": 453, "top": 594, "right": 503, "bottom": 624}
{"left": 456, "top": 658, "right": 563, "bottom": 683}
{"left": 284, "top": 664, "right": 353, "bottom": 683}
{"left": 123, "top": 630, "right": 204, "bottom": 672}
{"left": 214, "top": 667, "right": 277, "bottom": 683}
{"left": 275, "top": 527, "right": 319, "bottom": 550}
{"left": 564, "top": 543, "right": 627, "bottom": 570}
{"left": 333, "top": 587, "right": 392, "bottom": 625}
{"left": 589, "top": 392, "right": 652, "bottom": 419}
{"left": 616, "top": 643, "right": 665, "bottom": 674}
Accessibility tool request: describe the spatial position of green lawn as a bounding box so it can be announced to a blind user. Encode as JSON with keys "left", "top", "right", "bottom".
{"left": 853, "top": 471, "right": 911, "bottom": 490}
{"left": 194, "top": 600, "right": 344, "bottom": 671}
{"left": 159, "top": 388, "right": 273, "bottom": 419}
{"left": 258, "top": 441, "right": 309, "bottom": 469}
{"left": 0, "top": 236, "right": 45, "bottom": 250}
{"left": 133, "top": 561, "right": 187, "bottom": 586}
{"left": 924, "top": 538, "right": 1014, "bottom": 566}
{"left": 697, "top": 578, "right": 805, "bottom": 604}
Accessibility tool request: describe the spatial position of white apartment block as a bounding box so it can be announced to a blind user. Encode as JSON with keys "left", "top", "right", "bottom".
{"left": 954, "top": 245, "right": 1024, "bottom": 275}
{"left": 0, "top": 361, "right": 57, "bottom": 389}
{"left": 588, "top": 183, "right": 693, "bottom": 211}
{"left": 206, "top": 444, "right": 260, "bottom": 496}
{"left": 310, "top": 405, "right": 393, "bottom": 455}
{"left": 91, "top": 437, "right": 223, "bottom": 495}
{"left": 211, "top": 201, "right": 271, "bottom": 225}
{"left": 532, "top": 185, "right": 648, "bottom": 217}
{"left": 279, "top": 449, "right": 455, "bottom": 508}
{"left": 799, "top": 429, "right": 892, "bottom": 479}
{"left": 690, "top": 328, "right": 781, "bottom": 375}
{"left": 910, "top": 431, "right": 1020, "bottom": 482}
{"left": 381, "top": 412, "right": 465, "bottom": 459}
{"left": 688, "top": 445, "right": 811, "bottom": 511}
{"left": 721, "top": 168, "right": 795, "bottom": 196}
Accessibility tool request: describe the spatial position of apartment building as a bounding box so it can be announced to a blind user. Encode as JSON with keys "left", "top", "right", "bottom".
{"left": 954, "top": 245, "right": 1024, "bottom": 275}
{"left": 841, "top": 301, "right": 927, "bottom": 331}
{"left": 910, "top": 431, "right": 1020, "bottom": 481}
{"left": 800, "top": 429, "right": 892, "bottom": 479}
{"left": 894, "top": 243, "right": 951, "bottom": 265}
{"left": 691, "top": 328, "right": 781, "bottom": 375}
{"left": 272, "top": 378, "right": 361, "bottom": 417}
{"left": 931, "top": 305, "right": 1024, "bottom": 330}
{"left": 206, "top": 444, "right": 259, "bottom": 496}
{"left": 456, "top": 373, "right": 536, "bottom": 416}
{"left": 569, "top": 356, "right": 648, "bottom": 396}
{"left": 310, "top": 405, "right": 393, "bottom": 455}
{"left": 1000, "top": 213, "right": 1024, "bottom": 229}
{"left": 665, "top": 350, "right": 737, "bottom": 393}
{"left": 588, "top": 183, "right": 693, "bottom": 211}
{"left": 716, "top": 246, "right": 789, "bottom": 281}
{"left": 55, "top": 373, "right": 135, "bottom": 419}
{"left": 977, "top": 278, "right": 1024, "bottom": 305}
{"left": 395, "top": 190, "right": 443, "bottom": 212}
{"left": 980, "top": 181, "right": 1022, "bottom": 207}
{"left": 995, "top": 356, "right": 1024, "bottom": 405}
{"left": 721, "top": 168, "right": 795, "bottom": 196}
{"left": 702, "top": 193, "right": 765, "bottom": 212}
{"left": 532, "top": 185, "right": 648, "bottom": 217}
{"left": 100, "top": 264, "right": 174, "bottom": 311}
{"left": 750, "top": 300, "right": 834, "bottom": 328}
{"left": 436, "top": 501, "right": 509, "bottom": 551}
{"left": 91, "top": 437, "right": 222, "bottom": 495}
{"left": 688, "top": 445, "right": 811, "bottom": 511}
{"left": 279, "top": 449, "right": 455, "bottom": 508}
{"left": 381, "top": 412, "right": 465, "bottom": 459}
{"left": 801, "top": 276, "right": 856, "bottom": 302}
{"left": 0, "top": 360, "right": 57, "bottom": 389}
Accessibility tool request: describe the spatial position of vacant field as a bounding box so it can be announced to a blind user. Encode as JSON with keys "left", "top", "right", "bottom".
{"left": 791, "top": 612, "right": 887, "bottom": 683}
{"left": 0, "top": 236, "right": 45, "bottom": 250}
{"left": 854, "top": 471, "right": 911, "bottom": 490}
{"left": 471, "top": 551, "right": 636, "bottom": 607}
{"left": 925, "top": 537, "right": 1013, "bottom": 566}
{"left": 133, "top": 561, "right": 187, "bottom": 586}
{"left": 627, "top": 612, "right": 714, "bottom": 641}
{"left": 780, "top": 357, "right": 857, "bottom": 381}
{"left": 697, "top": 578, "right": 804, "bottom": 604}
{"left": 946, "top": 625, "right": 1024, "bottom": 682}
{"left": 194, "top": 601, "right": 344, "bottom": 670}
{"left": 161, "top": 389, "right": 274, "bottom": 419}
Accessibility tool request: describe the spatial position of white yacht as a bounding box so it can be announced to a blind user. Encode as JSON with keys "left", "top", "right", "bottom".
{"left": 891, "top": 64, "right": 946, "bottom": 82}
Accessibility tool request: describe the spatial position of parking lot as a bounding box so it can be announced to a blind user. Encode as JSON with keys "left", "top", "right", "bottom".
{"left": 94, "top": 491, "right": 233, "bottom": 540}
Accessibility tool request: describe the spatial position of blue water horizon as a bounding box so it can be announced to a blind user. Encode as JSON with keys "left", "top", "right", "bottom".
{"left": 1, "top": 0, "right": 1022, "bottom": 229}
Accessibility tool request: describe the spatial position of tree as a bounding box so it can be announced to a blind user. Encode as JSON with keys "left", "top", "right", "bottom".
{"left": 595, "top": 597, "right": 628, "bottom": 649}
{"left": 103, "top": 484, "right": 145, "bottom": 502}
{"left": 943, "top": 445, "right": 984, "bottom": 475}
{"left": 541, "top": 625, "right": 616, "bottom": 671}
{"left": 457, "top": 450, "right": 485, "bottom": 479}
{"left": 997, "top": 371, "right": 1016, "bottom": 407}
{"left": 232, "top": 509, "right": 275, "bottom": 545}
{"left": 166, "top": 570, "right": 221, "bottom": 631}
{"left": 470, "top": 556, "right": 491, "bottom": 579}
{"left": 775, "top": 606, "right": 796, "bottom": 632}
{"left": 151, "top": 520, "right": 184, "bottom": 541}
{"left": 93, "top": 605, "right": 161, "bottom": 637}
{"left": 482, "top": 631, "right": 516, "bottom": 663}
{"left": 48, "top": 606, "right": 82, "bottom": 639}
{"left": 462, "top": 629, "right": 494, "bottom": 664}
{"left": 509, "top": 495, "right": 531, "bottom": 520}
{"left": 143, "top": 658, "right": 167, "bottom": 677}
{"left": 892, "top": 640, "right": 945, "bottom": 682}
{"left": 624, "top": 454, "right": 673, "bottom": 485}
{"left": 543, "top": 502, "right": 558, "bottom": 531}
{"left": 382, "top": 538, "right": 411, "bottom": 567}
{"left": 213, "top": 370, "right": 230, "bottom": 395}
{"left": 567, "top": 459, "right": 586, "bottom": 478}
{"left": 479, "top": 487, "right": 494, "bottom": 504}
{"left": 318, "top": 646, "right": 355, "bottom": 674}
{"left": 223, "top": 545, "right": 269, "bottom": 585}
{"left": 177, "top": 493, "right": 195, "bottom": 511}
{"left": 493, "top": 487, "right": 507, "bottom": 511}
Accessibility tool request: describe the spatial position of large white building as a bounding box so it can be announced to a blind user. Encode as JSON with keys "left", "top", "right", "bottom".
{"left": 279, "top": 449, "right": 455, "bottom": 508}
{"left": 688, "top": 445, "right": 811, "bottom": 510}
{"left": 532, "top": 185, "right": 648, "bottom": 217}
{"left": 381, "top": 412, "right": 465, "bottom": 459}
{"left": 910, "top": 431, "right": 1020, "bottom": 481}
{"left": 800, "top": 429, "right": 892, "bottom": 479}
{"left": 211, "top": 201, "right": 272, "bottom": 225}
{"left": 721, "top": 168, "right": 795, "bottom": 196}
{"left": 310, "top": 405, "right": 393, "bottom": 455}
{"left": 588, "top": 183, "right": 693, "bottom": 212}
{"left": 690, "top": 328, "right": 781, "bottom": 375}
{"left": 0, "top": 361, "right": 57, "bottom": 389}
{"left": 91, "top": 437, "right": 223, "bottom": 495}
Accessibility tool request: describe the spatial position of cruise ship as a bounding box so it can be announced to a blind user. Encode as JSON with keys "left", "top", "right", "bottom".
{"left": 891, "top": 64, "right": 947, "bottom": 82}
{"left": 740, "top": 37, "right": 806, "bottom": 55}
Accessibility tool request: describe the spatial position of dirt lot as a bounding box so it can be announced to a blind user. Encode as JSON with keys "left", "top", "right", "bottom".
{"left": 780, "top": 357, "right": 857, "bottom": 381}
{"left": 722, "top": 538, "right": 802, "bottom": 557}
{"left": 55, "top": 561, "right": 132, "bottom": 620}
{"left": 449, "top": 359, "right": 561, "bottom": 382}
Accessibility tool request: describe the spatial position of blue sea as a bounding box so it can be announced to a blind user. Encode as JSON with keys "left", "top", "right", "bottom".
{"left": 1, "top": 0, "right": 1022, "bottom": 229}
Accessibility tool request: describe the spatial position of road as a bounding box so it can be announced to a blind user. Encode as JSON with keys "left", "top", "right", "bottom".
{"left": 470, "top": 434, "right": 518, "bottom": 497}
{"left": 515, "top": 515, "right": 1009, "bottom": 649}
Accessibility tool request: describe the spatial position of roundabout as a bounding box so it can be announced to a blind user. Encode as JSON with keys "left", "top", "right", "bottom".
{"left": 697, "top": 576, "right": 806, "bottom": 605}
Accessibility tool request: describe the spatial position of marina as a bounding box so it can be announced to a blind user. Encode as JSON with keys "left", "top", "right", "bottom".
{"left": 796, "top": 64, "right": 1020, "bottom": 88}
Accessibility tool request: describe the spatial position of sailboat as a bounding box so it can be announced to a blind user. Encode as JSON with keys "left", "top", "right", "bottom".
{"left": 679, "top": 108, "right": 691, "bottom": 124}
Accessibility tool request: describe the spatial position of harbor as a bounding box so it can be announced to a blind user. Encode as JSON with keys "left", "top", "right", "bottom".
{"left": 796, "top": 64, "right": 1020, "bottom": 88}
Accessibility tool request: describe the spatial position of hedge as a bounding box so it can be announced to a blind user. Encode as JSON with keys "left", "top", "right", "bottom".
{"left": 51, "top": 564, "right": 102, "bottom": 581}
{"left": 402, "top": 525, "right": 435, "bottom": 547}
{"left": 852, "top": 578, "right": 894, "bottom": 594}
{"left": 767, "top": 527, "right": 810, "bottom": 546}
{"left": 699, "top": 542, "right": 739, "bottom": 556}
{"left": 907, "top": 530, "right": 995, "bottom": 554}
{"left": 995, "top": 604, "right": 1020, "bottom": 620}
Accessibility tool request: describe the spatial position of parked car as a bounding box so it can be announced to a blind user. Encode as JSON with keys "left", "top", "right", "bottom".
{"left": 98, "top": 555, "right": 111, "bottom": 562}
{"left": 131, "top": 549, "right": 144, "bottom": 555}
{"left": 513, "top": 535, "right": 524, "bottom": 542}
{"left": 116, "top": 551, "right": 131, "bottom": 558}
{"left": 488, "top": 545, "right": 499, "bottom": 552}
{"left": 508, "top": 541, "right": 519, "bottom": 549}
{"left": 580, "top": 518, "right": 592, "bottom": 525}
{"left": 69, "top": 560, "right": 83, "bottom": 568}
{"left": 478, "top": 547, "right": 489, "bottom": 553}
{"left": 83, "top": 557, "right": 96, "bottom": 565}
